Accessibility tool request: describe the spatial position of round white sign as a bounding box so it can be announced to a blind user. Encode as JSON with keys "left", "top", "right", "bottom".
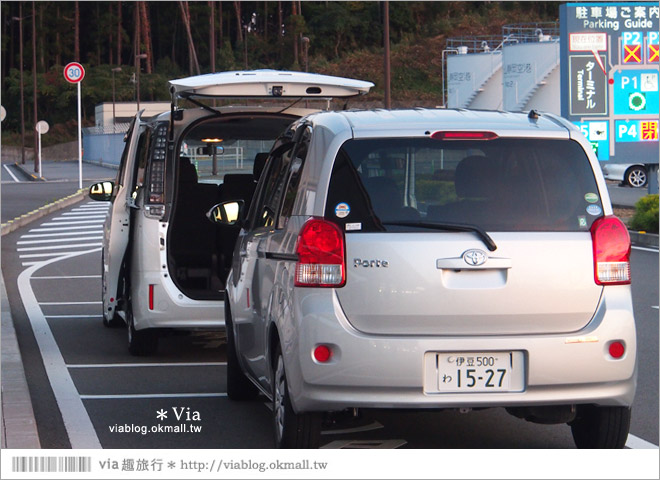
{"left": 36, "top": 120, "right": 50, "bottom": 134}
{"left": 63, "top": 62, "right": 85, "bottom": 83}
{"left": 0, "top": 106, "right": 6, "bottom": 122}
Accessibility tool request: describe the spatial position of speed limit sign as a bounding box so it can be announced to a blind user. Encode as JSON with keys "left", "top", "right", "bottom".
{"left": 63, "top": 62, "right": 85, "bottom": 83}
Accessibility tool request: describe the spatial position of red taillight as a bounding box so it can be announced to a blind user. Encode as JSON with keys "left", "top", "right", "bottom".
{"left": 149, "top": 284, "right": 155, "bottom": 310}
{"left": 313, "top": 345, "right": 333, "bottom": 363}
{"left": 431, "top": 131, "right": 498, "bottom": 141}
{"left": 590, "top": 216, "right": 631, "bottom": 285}
{"left": 609, "top": 341, "right": 625, "bottom": 359}
{"left": 294, "top": 218, "right": 345, "bottom": 287}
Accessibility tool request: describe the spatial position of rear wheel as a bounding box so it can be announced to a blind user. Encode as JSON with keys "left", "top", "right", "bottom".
{"left": 125, "top": 282, "right": 158, "bottom": 356}
{"left": 625, "top": 166, "right": 647, "bottom": 188}
{"left": 225, "top": 302, "right": 259, "bottom": 400}
{"left": 570, "top": 405, "right": 631, "bottom": 448}
{"left": 272, "top": 345, "right": 321, "bottom": 448}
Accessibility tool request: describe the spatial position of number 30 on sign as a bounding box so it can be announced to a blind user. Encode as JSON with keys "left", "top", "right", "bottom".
{"left": 63, "top": 62, "right": 85, "bottom": 84}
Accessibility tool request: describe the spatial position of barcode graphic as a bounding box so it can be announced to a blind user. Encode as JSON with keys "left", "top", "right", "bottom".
{"left": 12, "top": 456, "right": 92, "bottom": 473}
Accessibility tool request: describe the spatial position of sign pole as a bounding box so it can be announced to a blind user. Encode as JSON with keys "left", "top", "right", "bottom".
{"left": 77, "top": 81, "right": 82, "bottom": 190}
{"left": 63, "top": 62, "right": 85, "bottom": 190}
{"left": 38, "top": 129, "right": 42, "bottom": 178}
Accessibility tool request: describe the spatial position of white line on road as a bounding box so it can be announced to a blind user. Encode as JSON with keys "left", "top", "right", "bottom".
{"left": 652, "top": 306, "right": 659, "bottom": 310}
{"left": 67, "top": 362, "right": 227, "bottom": 368}
{"left": 18, "top": 236, "right": 102, "bottom": 245}
{"left": 626, "top": 434, "right": 659, "bottom": 449}
{"left": 41, "top": 220, "right": 105, "bottom": 226}
{"left": 17, "top": 242, "right": 102, "bottom": 252}
{"left": 20, "top": 252, "right": 81, "bottom": 259}
{"left": 79, "top": 393, "right": 228, "bottom": 400}
{"left": 53, "top": 215, "right": 106, "bottom": 220}
{"left": 31, "top": 275, "right": 101, "bottom": 279}
{"left": 21, "top": 231, "right": 102, "bottom": 239}
{"left": 61, "top": 212, "right": 108, "bottom": 216}
{"left": 632, "top": 246, "right": 659, "bottom": 253}
{"left": 29, "top": 225, "right": 105, "bottom": 233}
{"left": 18, "top": 250, "right": 103, "bottom": 448}
{"left": 44, "top": 315, "right": 104, "bottom": 319}
{"left": 3, "top": 164, "right": 20, "bottom": 182}
{"left": 40, "top": 301, "right": 102, "bottom": 305}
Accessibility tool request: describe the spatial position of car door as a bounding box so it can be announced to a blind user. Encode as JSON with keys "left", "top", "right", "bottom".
{"left": 232, "top": 127, "right": 309, "bottom": 388}
{"left": 102, "top": 111, "right": 146, "bottom": 321}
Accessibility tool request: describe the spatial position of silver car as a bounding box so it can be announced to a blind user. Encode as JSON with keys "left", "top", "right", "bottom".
{"left": 601, "top": 162, "right": 648, "bottom": 188}
{"left": 87, "top": 70, "right": 373, "bottom": 355}
{"left": 215, "top": 108, "right": 637, "bottom": 448}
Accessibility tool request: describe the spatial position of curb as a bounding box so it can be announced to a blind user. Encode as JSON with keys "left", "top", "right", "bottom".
{"left": 13, "top": 161, "right": 45, "bottom": 182}
{"left": 1, "top": 189, "right": 86, "bottom": 236}
{"left": 629, "top": 231, "right": 659, "bottom": 249}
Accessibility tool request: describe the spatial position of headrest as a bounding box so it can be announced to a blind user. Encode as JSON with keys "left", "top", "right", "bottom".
{"left": 179, "top": 157, "right": 198, "bottom": 184}
{"left": 454, "top": 155, "right": 498, "bottom": 198}
{"left": 362, "top": 176, "right": 401, "bottom": 211}
{"left": 253, "top": 153, "right": 269, "bottom": 181}
{"left": 221, "top": 174, "right": 256, "bottom": 200}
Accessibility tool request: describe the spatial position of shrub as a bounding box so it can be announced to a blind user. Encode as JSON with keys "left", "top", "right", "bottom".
{"left": 630, "top": 194, "right": 659, "bottom": 233}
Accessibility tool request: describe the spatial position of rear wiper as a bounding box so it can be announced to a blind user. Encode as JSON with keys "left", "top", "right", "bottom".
{"left": 381, "top": 221, "right": 497, "bottom": 252}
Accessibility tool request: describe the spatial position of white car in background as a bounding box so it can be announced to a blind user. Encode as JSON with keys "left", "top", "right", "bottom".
{"left": 601, "top": 163, "right": 648, "bottom": 188}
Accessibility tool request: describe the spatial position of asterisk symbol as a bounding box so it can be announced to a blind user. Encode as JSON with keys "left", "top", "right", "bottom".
{"left": 168, "top": 462, "right": 176, "bottom": 469}
{"left": 156, "top": 409, "right": 168, "bottom": 420}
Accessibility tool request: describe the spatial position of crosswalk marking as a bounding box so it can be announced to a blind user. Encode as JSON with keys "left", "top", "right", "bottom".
{"left": 17, "top": 242, "right": 103, "bottom": 252}
{"left": 29, "top": 225, "right": 104, "bottom": 233}
{"left": 18, "top": 236, "right": 102, "bottom": 245}
{"left": 21, "top": 231, "right": 102, "bottom": 239}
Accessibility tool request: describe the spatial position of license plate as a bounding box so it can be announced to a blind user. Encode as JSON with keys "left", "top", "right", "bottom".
{"left": 424, "top": 351, "right": 525, "bottom": 393}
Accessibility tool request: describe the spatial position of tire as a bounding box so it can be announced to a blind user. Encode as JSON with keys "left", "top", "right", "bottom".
{"left": 625, "top": 166, "right": 647, "bottom": 188}
{"left": 101, "top": 250, "right": 123, "bottom": 328}
{"left": 125, "top": 282, "right": 158, "bottom": 356}
{"left": 272, "top": 345, "right": 321, "bottom": 449}
{"left": 570, "top": 405, "right": 631, "bottom": 449}
{"left": 225, "top": 302, "right": 259, "bottom": 400}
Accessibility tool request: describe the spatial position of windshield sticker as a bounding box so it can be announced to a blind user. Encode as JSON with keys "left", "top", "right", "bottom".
{"left": 346, "top": 222, "right": 362, "bottom": 231}
{"left": 584, "top": 193, "right": 599, "bottom": 203}
{"left": 335, "top": 203, "right": 350, "bottom": 218}
{"left": 586, "top": 205, "right": 602, "bottom": 216}
{"left": 578, "top": 216, "right": 588, "bottom": 228}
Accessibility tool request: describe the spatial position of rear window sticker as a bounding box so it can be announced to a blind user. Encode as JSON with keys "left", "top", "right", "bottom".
{"left": 586, "top": 205, "right": 602, "bottom": 216}
{"left": 578, "top": 216, "right": 588, "bottom": 228}
{"left": 335, "top": 202, "right": 350, "bottom": 218}
{"left": 584, "top": 193, "right": 599, "bottom": 203}
{"left": 346, "top": 222, "right": 362, "bottom": 231}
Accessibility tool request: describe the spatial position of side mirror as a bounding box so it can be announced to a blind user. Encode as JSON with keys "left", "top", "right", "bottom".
{"left": 88, "top": 181, "right": 114, "bottom": 201}
{"left": 207, "top": 200, "right": 244, "bottom": 226}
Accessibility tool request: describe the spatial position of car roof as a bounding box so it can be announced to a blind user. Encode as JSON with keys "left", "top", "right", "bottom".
{"left": 169, "top": 70, "right": 374, "bottom": 99}
{"left": 307, "top": 108, "right": 574, "bottom": 139}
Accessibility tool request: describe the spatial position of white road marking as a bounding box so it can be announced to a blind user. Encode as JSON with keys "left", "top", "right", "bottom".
{"left": 20, "top": 252, "right": 85, "bottom": 259}
{"left": 651, "top": 306, "right": 659, "bottom": 310}
{"left": 18, "top": 236, "right": 102, "bottom": 245}
{"left": 41, "top": 219, "right": 105, "bottom": 226}
{"left": 44, "top": 315, "right": 103, "bottom": 319}
{"left": 31, "top": 275, "right": 101, "bottom": 279}
{"left": 3, "top": 164, "right": 20, "bottom": 182}
{"left": 40, "top": 301, "right": 102, "bottom": 305}
{"left": 17, "top": 242, "right": 102, "bottom": 252}
{"left": 626, "top": 434, "right": 659, "bottom": 449}
{"left": 632, "top": 246, "right": 659, "bottom": 253}
{"left": 21, "top": 231, "right": 102, "bottom": 238}
{"left": 79, "top": 393, "right": 228, "bottom": 400}
{"left": 67, "top": 362, "right": 227, "bottom": 368}
{"left": 29, "top": 225, "right": 104, "bottom": 233}
{"left": 61, "top": 212, "right": 107, "bottom": 216}
{"left": 17, "top": 249, "right": 103, "bottom": 448}
{"left": 320, "top": 439, "right": 407, "bottom": 449}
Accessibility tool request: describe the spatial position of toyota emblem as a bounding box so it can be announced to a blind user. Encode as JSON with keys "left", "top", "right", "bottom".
{"left": 462, "top": 249, "right": 488, "bottom": 266}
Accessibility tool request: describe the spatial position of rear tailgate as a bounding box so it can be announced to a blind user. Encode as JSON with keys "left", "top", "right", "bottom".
{"left": 339, "top": 231, "right": 602, "bottom": 336}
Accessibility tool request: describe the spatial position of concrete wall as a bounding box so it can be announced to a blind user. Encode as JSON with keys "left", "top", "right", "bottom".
{"left": 82, "top": 133, "right": 125, "bottom": 167}
{"left": 2, "top": 141, "right": 77, "bottom": 163}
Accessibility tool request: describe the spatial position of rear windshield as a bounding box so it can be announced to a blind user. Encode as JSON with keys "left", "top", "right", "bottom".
{"left": 324, "top": 137, "right": 603, "bottom": 232}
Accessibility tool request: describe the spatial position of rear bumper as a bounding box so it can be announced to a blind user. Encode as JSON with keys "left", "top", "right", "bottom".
{"left": 283, "top": 287, "right": 637, "bottom": 412}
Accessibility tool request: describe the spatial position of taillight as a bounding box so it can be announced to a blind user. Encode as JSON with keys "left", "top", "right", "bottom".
{"left": 590, "top": 216, "right": 631, "bottom": 285}
{"left": 431, "top": 131, "right": 498, "bottom": 141}
{"left": 294, "top": 218, "right": 345, "bottom": 287}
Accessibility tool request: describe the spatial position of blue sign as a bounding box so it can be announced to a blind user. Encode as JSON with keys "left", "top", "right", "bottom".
{"left": 613, "top": 69, "right": 660, "bottom": 114}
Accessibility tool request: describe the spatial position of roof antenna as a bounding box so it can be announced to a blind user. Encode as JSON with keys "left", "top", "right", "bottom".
{"left": 528, "top": 109, "right": 540, "bottom": 120}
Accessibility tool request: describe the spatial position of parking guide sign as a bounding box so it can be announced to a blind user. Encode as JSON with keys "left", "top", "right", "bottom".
{"left": 560, "top": 2, "right": 659, "bottom": 163}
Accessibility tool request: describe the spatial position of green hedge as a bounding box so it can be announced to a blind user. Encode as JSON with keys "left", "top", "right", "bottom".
{"left": 630, "top": 194, "right": 659, "bottom": 234}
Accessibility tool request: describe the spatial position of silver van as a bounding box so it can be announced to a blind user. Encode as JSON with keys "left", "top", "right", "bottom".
{"left": 216, "top": 108, "right": 637, "bottom": 448}
{"left": 88, "top": 70, "right": 373, "bottom": 355}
